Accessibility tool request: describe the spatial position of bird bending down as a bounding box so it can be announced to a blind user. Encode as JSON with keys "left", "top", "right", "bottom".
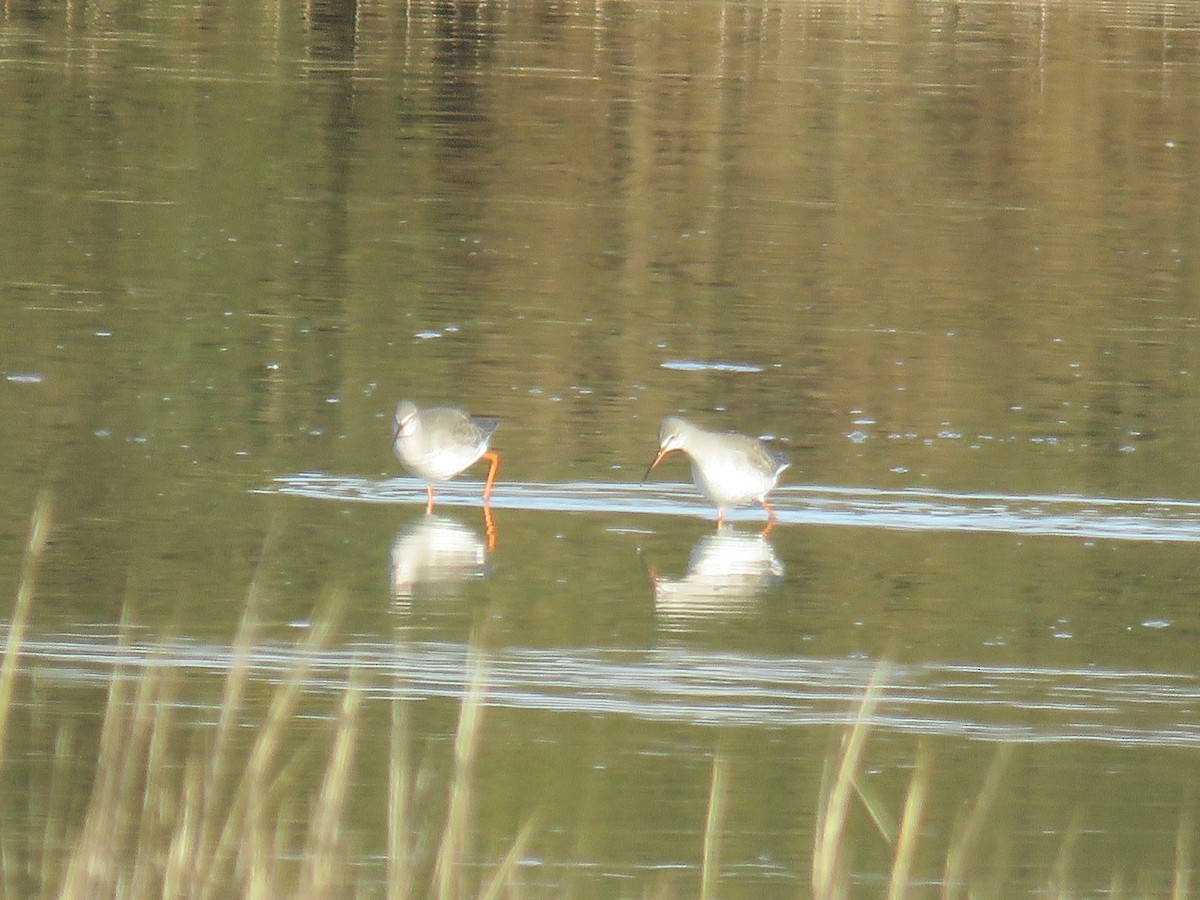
{"left": 392, "top": 401, "right": 500, "bottom": 514}
{"left": 642, "top": 416, "right": 789, "bottom": 532}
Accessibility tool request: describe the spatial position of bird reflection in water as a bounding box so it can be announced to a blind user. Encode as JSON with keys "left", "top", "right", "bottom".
{"left": 388, "top": 515, "right": 492, "bottom": 609}
{"left": 645, "top": 529, "right": 785, "bottom": 627}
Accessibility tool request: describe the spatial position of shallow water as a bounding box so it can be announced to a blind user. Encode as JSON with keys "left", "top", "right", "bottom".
{"left": 3, "top": 0, "right": 1200, "bottom": 895}
{"left": 19, "top": 633, "right": 1200, "bottom": 748}
{"left": 271, "top": 472, "right": 1200, "bottom": 541}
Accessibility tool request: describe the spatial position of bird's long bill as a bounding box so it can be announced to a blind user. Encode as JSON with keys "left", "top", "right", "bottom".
{"left": 641, "top": 447, "right": 673, "bottom": 484}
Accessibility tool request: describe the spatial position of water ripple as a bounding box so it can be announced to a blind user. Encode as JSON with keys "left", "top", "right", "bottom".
{"left": 261, "top": 474, "right": 1200, "bottom": 542}
{"left": 13, "top": 634, "right": 1200, "bottom": 748}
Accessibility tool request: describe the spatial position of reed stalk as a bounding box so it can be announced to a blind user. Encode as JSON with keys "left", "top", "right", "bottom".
{"left": 42, "top": 722, "right": 77, "bottom": 893}
{"left": 130, "top": 648, "right": 180, "bottom": 898}
{"left": 433, "top": 636, "right": 490, "bottom": 900}
{"left": 57, "top": 605, "right": 141, "bottom": 896}
{"left": 700, "top": 752, "right": 728, "bottom": 900}
{"left": 298, "top": 673, "right": 364, "bottom": 898}
{"left": 1046, "top": 811, "right": 1082, "bottom": 897}
{"left": 813, "top": 662, "right": 890, "bottom": 899}
{"left": 163, "top": 752, "right": 206, "bottom": 897}
{"left": 388, "top": 698, "right": 413, "bottom": 900}
{"left": 0, "top": 491, "right": 52, "bottom": 765}
{"left": 187, "top": 552, "right": 268, "bottom": 896}
{"left": 479, "top": 812, "right": 539, "bottom": 900}
{"left": 941, "top": 743, "right": 1011, "bottom": 899}
{"left": 205, "top": 589, "right": 343, "bottom": 898}
{"left": 1173, "top": 809, "right": 1192, "bottom": 900}
{"left": 886, "top": 743, "right": 930, "bottom": 900}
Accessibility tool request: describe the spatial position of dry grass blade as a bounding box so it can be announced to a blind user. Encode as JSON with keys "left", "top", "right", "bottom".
{"left": 0, "top": 490, "right": 52, "bottom": 766}
{"left": 941, "top": 743, "right": 1012, "bottom": 899}
{"left": 299, "top": 675, "right": 364, "bottom": 898}
{"left": 1173, "top": 809, "right": 1192, "bottom": 900}
{"left": 700, "top": 752, "right": 728, "bottom": 900}
{"left": 388, "top": 699, "right": 413, "bottom": 900}
{"left": 853, "top": 776, "right": 895, "bottom": 847}
{"left": 433, "top": 637, "right": 490, "bottom": 900}
{"left": 478, "top": 812, "right": 540, "bottom": 900}
{"left": 887, "top": 744, "right": 930, "bottom": 900}
{"left": 204, "top": 589, "right": 344, "bottom": 898}
{"left": 58, "top": 603, "right": 145, "bottom": 897}
{"left": 41, "top": 722, "right": 77, "bottom": 892}
{"left": 813, "top": 661, "right": 891, "bottom": 900}
{"left": 210, "top": 543, "right": 269, "bottom": 782}
{"left": 164, "top": 753, "right": 207, "bottom": 897}
{"left": 187, "top": 543, "right": 270, "bottom": 894}
{"left": 1047, "top": 810, "right": 1082, "bottom": 897}
{"left": 130, "top": 649, "right": 181, "bottom": 898}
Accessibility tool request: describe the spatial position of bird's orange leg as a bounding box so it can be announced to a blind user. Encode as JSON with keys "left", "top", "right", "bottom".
{"left": 760, "top": 500, "right": 777, "bottom": 537}
{"left": 483, "top": 504, "right": 497, "bottom": 552}
{"left": 481, "top": 451, "right": 500, "bottom": 502}
{"left": 425, "top": 484, "right": 435, "bottom": 515}
{"left": 716, "top": 509, "right": 725, "bottom": 529}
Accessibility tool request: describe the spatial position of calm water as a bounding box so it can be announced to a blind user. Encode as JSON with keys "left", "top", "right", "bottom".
{"left": 3, "top": 0, "right": 1200, "bottom": 895}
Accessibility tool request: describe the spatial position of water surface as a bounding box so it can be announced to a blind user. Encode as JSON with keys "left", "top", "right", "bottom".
{"left": 2, "top": 0, "right": 1199, "bottom": 895}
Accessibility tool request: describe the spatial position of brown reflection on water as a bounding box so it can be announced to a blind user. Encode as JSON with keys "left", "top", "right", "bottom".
{"left": 3, "top": 1, "right": 1199, "bottom": 494}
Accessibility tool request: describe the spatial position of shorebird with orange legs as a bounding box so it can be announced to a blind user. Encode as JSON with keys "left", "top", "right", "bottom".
{"left": 643, "top": 416, "right": 789, "bottom": 533}
{"left": 392, "top": 401, "right": 500, "bottom": 546}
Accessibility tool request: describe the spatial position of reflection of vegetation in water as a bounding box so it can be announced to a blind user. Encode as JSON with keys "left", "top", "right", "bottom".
{"left": 1, "top": 497, "right": 1193, "bottom": 896}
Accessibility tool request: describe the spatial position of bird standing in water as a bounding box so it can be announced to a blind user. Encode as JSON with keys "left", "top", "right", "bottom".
{"left": 392, "top": 401, "right": 500, "bottom": 514}
{"left": 643, "top": 416, "right": 789, "bottom": 531}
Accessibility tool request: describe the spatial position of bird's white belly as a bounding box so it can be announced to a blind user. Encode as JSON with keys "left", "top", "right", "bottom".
{"left": 396, "top": 439, "right": 483, "bottom": 482}
{"left": 691, "top": 458, "right": 771, "bottom": 507}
